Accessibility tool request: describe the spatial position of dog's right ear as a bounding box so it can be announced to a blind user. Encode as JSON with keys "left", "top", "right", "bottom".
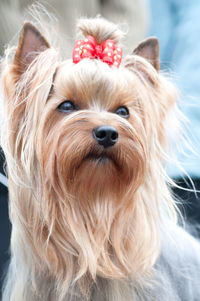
{"left": 124, "top": 37, "right": 160, "bottom": 73}
{"left": 14, "top": 22, "right": 50, "bottom": 75}
{"left": 132, "top": 37, "right": 160, "bottom": 71}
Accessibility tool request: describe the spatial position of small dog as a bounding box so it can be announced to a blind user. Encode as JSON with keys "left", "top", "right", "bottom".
{"left": 1, "top": 16, "right": 200, "bottom": 301}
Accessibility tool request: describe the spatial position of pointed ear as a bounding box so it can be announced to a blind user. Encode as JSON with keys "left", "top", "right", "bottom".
{"left": 133, "top": 37, "right": 160, "bottom": 71}
{"left": 14, "top": 22, "right": 50, "bottom": 74}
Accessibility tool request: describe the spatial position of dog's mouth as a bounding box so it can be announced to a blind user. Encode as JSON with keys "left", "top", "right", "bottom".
{"left": 85, "top": 152, "right": 111, "bottom": 163}
{"left": 84, "top": 150, "right": 121, "bottom": 170}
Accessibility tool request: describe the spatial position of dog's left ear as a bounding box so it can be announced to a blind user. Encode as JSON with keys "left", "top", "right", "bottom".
{"left": 131, "top": 37, "right": 160, "bottom": 71}
{"left": 14, "top": 22, "right": 50, "bottom": 74}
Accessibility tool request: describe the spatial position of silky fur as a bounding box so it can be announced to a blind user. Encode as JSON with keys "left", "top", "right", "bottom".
{"left": 1, "top": 17, "right": 179, "bottom": 301}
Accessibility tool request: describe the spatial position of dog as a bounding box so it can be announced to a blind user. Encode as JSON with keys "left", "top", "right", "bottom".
{"left": 1, "top": 16, "right": 200, "bottom": 301}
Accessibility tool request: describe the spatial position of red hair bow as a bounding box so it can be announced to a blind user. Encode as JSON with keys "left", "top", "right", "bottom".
{"left": 73, "top": 35, "right": 122, "bottom": 67}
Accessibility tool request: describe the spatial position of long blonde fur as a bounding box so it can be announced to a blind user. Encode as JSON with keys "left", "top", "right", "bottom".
{"left": 1, "top": 14, "right": 178, "bottom": 301}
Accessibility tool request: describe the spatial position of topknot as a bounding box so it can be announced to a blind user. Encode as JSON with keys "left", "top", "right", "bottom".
{"left": 77, "top": 17, "right": 125, "bottom": 45}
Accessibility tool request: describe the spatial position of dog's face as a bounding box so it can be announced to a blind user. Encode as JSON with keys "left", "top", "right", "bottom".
{"left": 38, "top": 59, "right": 149, "bottom": 204}
{"left": 2, "top": 22, "right": 177, "bottom": 290}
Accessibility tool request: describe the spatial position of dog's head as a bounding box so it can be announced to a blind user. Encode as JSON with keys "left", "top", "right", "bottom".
{"left": 1, "top": 18, "right": 178, "bottom": 295}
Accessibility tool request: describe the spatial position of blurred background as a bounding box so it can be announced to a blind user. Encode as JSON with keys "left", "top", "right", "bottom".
{"left": 0, "top": 0, "right": 200, "bottom": 292}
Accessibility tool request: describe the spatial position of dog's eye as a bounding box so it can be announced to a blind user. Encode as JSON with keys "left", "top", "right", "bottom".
{"left": 115, "top": 106, "right": 129, "bottom": 118}
{"left": 57, "top": 100, "right": 78, "bottom": 113}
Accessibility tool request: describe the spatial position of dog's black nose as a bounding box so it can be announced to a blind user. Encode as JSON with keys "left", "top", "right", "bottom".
{"left": 93, "top": 126, "right": 118, "bottom": 148}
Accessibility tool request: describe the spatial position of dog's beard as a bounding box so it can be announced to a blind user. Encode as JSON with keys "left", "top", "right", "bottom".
{"left": 33, "top": 110, "right": 161, "bottom": 297}
{"left": 56, "top": 142, "right": 143, "bottom": 202}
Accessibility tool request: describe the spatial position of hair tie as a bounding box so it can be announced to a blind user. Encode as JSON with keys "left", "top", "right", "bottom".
{"left": 73, "top": 35, "right": 122, "bottom": 67}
